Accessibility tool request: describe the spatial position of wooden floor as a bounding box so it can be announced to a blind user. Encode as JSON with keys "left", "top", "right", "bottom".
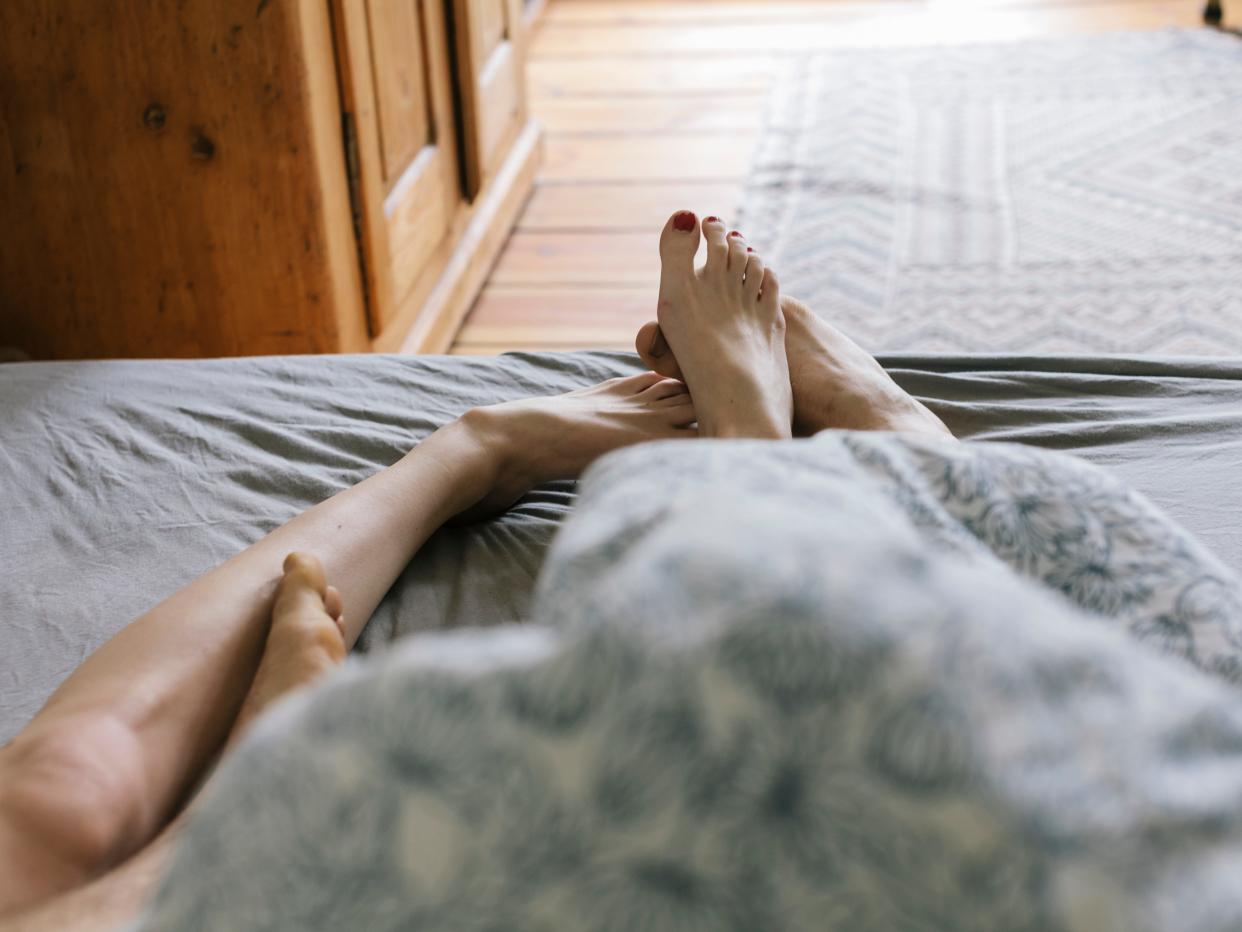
{"left": 449, "top": 0, "right": 1214, "bottom": 356}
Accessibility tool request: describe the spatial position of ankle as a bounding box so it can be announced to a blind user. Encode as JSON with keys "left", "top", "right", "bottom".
{"left": 700, "top": 396, "right": 792, "bottom": 440}
{"left": 455, "top": 404, "right": 539, "bottom": 485}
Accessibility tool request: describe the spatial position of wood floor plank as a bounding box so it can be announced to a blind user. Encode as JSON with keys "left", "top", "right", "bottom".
{"left": 460, "top": 286, "right": 655, "bottom": 328}
{"left": 520, "top": 182, "right": 742, "bottom": 231}
{"left": 535, "top": 94, "right": 767, "bottom": 134}
{"left": 490, "top": 232, "right": 662, "bottom": 285}
{"left": 528, "top": 56, "right": 778, "bottom": 97}
{"left": 542, "top": 135, "right": 756, "bottom": 182}
{"left": 449, "top": 338, "right": 636, "bottom": 354}
{"left": 531, "top": 4, "right": 1204, "bottom": 56}
{"left": 542, "top": 0, "right": 1176, "bottom": 26}
{"left": 452, "top": 333, "right": 640, "bottom": 350}
{"left": 542, "top": 0, "right": 902, "bottom": 26}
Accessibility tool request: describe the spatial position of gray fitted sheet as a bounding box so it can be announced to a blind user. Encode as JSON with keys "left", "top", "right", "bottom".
{"left": 2, "top": 351, "right": 1240, "bottom": 743}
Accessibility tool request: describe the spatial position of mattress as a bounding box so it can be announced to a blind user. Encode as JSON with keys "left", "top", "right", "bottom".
{"left": 2, "top": 351, "right": 1240, "bottom": 743}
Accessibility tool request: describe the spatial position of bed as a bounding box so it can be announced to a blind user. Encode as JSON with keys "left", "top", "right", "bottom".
{"left": 2, "top": 351, "right": 1240, "bottom": 744}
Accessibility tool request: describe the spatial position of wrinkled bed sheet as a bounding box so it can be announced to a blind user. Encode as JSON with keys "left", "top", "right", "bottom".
{"left": 136, "top": 432, "right": 1242, "bottom": 931}
{"left": 1, "top": 351, "right": 1240, "bottom": 743}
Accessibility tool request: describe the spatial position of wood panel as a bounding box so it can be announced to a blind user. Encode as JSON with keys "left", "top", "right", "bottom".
{"left": 475, "top": 0, "right": 509, "bottom": 56}
{"left": 0, "top": 0, "right": 368, "bottom": 359}
{"left": 452, "top": 0, "right": 527, "bottom": 196}
{"left": 383, "top": 121, "right": 542, "bottom": 352}
{"left": 365, "top": 0, "right": 432, "bottom": 183}
{"left": 334, "top": 0, "right": 461, "bottom": 337}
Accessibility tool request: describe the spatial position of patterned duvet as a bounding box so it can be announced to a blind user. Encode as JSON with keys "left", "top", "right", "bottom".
{"left": 135, "top": 433, "right": 1242, "bottom": 931}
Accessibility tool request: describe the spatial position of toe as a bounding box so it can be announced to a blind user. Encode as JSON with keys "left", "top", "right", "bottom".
{"left": 659, "top": 210, "right": 700, "bottom": 278}
{"left": 638, "top": 377, "right": 690, "bottom": 402}
{"left": 635, "top": 321, "right": 684, "bottom": 380}
{"left": 280, "top": 552, "right": 327, "bottom": 598}
{"left": 323, "top": 585, "right": 343, "bottom": 621}
{"left": 726, "top": 230, "right": 749, "bottom": 279}
{"left": 615, "top": 370, "right": 666, "bottom": 395}
{"left": 663, "top": 401, "right": 698, "bottom": 428}
{"left": 759, "top": 267, "right": 781, "bottom": 315}
{"left": 274, "top": 553, "right": 340, "bottom": 639}
{"left": 743, "top": 250, "right": 765, "bottom": 302}
{"left": 700, "top": 215, "right": 729, "bottom": 276}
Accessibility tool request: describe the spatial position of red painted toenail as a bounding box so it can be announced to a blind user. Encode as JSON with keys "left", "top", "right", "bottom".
{"left": 747, "top": 246, "right": 754, "bottom": 252}
{"left": 672, "top": 211, "right": 695, "bottom": 232}
{"left": 729, "top": 230, "right": 743, "bottom": 238}
{"left": 704, "top": 216, "right": 720, "bottom": 223}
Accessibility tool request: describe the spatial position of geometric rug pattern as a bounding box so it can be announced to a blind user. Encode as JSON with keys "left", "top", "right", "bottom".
{"left": 737, "top": 29, "right": 1242, "bottom": 354}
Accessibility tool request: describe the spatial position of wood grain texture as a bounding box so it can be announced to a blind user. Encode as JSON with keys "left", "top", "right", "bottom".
{"left": 364, "top": 0, "right": 432, "bottom": 184}
{"left": 490, "top": 232, "right": 658, "bottom": 284}
{"left": 520, "top": 182, "right": 742, "bottom": 230}
{"left": 335, "top": 0, "right": 466, "bottom": 338}
{"left": 452, "top": 0, "right": 1220, "bottom": 356}
{"left": 452, "top": 0, "right": 526, "bottom": 195}
{"left": 528, "top": 55, "right": 779, "bottom": 97}
{"left": 542, "top": 135, "right": 756, "bottom": 181}
{"left": 531, "top": 3, "right": 1205, "bottom": 56}
{"left": 535, "top": 94, "right": 766, "bottom": 133}
{"left": 464, "top": 286, "right": 655, "bottom": 327}
{"left": 0, "top": 0, "right": 368, "bottom": 359}
{"left": 384, "top": 120, "right": 543, "bottom": 352}
{"left": 541, "top": 0, "right": 1180, "bottom": 26}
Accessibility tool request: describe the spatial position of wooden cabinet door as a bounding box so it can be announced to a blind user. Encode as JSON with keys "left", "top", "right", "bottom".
{"left": 451, "top": 0, "right": 527, "bottom": 199}
{"left": 332, "top": 0, "right": 461, "bottom": 337}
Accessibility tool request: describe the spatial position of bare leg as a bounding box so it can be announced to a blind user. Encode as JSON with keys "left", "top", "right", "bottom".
{"left": 635, "top": 216, "right": 951, "bottom": 439}
{"left": 3, "top": 552, "right": 349, "bottom": 932}
{"left": 0, "top": 372, "right": 696, "bottom": 919}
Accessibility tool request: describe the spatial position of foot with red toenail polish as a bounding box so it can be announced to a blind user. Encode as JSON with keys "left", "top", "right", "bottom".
{"left": 640, "top": 223, "right": 948, "bottom": 442}
{"left": 653, "top": 212, "right": 791, "bottom": 439}
{"left": 672, "top": 210, "right": 696, "bottom": 232}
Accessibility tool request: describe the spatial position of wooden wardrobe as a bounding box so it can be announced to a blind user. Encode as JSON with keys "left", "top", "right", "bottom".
{"left": 0, "top": 0, "right": 541, "bottom": 359}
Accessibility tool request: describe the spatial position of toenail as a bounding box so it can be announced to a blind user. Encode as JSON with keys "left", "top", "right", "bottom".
{"left": 704, "top": 216, "right": 720, "bottom": 223}
{"left": 729, "top": 230, "right": 743, "bottom": 238}
{"left": 747, "top": 247, "right": 754, "bottom": 252}
{"left": 672, "top": 211, "right": 696, "bottom": 232}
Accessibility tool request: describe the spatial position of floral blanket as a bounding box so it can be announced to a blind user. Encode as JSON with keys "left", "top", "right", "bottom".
{"left": 136, "top": 434, "right": 1242, "bottom": 931}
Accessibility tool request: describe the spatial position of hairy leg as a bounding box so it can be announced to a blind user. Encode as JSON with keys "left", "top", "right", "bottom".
{"left": 0, "top": 372, "right": 695, "bottom": 919}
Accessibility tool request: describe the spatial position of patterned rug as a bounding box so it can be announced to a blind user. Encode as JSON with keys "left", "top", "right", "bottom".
{"left": 736, "top": 29, "right": 1242, "bottom": 354}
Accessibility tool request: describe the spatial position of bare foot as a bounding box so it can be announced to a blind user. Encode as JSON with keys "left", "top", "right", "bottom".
{"left": 637, "top": 289, "right": 951, "bottom": 439}
{"left": 230, "top": 552, "right": 347, "bottom": 739}
{"left": 452, "top": 370, "right": 697, "bottom": 521}
{"left": 649, "top": 211, "right": 792, "bottom": 439}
